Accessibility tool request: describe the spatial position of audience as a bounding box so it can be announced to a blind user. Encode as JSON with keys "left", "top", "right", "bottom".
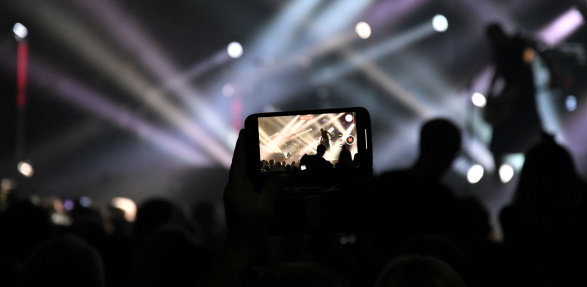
{"left": 20, "top": 233, "right": 105, "bottom": 287}
{"left": 2, "top": 119, "right": 587, "bottom": 287}
{"left": 499, "top": 133, "right": 587, "bottom": 286}
{"left": 368, "top": 118, "right": 463, "bottom": 268}
{"left": 373, "top": 255, "right": 466, "bottom": 287}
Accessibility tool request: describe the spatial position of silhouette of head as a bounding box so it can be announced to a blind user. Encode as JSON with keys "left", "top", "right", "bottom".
{"left": 257, "top": 261, "right": 350, "bottom": 287}
{"left": 515, "top": 134, "right": 583, "bottom": 208}
{"left": 133, "top": 198, "right": 188, "bottom": 241}
{"left": 486, "top": 22, "right": 508, "bottom": 46}
{"left": 20, "top": 234, "right": 105, "bottom": 287}
{"left": 316, "top": 144, "right": 327, "bottom": 156}
{"left": 374, "top": 255, "right": 466, "bottom": 287}
{"left": 417, "top": 118, "right": 461, "bottom": 177}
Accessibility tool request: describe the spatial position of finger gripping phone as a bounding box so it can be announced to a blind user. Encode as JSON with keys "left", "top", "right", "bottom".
{"left": 244, "top": 107, "right": 373, "bottom": 194}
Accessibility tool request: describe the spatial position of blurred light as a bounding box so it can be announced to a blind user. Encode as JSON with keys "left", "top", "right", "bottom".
{"left": 227, "top": 42, "right": 243, "bottom": 58}
{"left": 28, "top": 62, "right": 210, "bottom": 165}
{"left": 64, "top": 199, "right": 75, "bottom": 211}
{"left": 355, "top": 22, "right": 372, "bottom": 39}
{"left": 13, "top": 23, "right": 28, "bottom": 39}
{"left": 1, "top": 179, "right": 16, "bottom": 191}
{"left": 29, "top": 195, "right": 41, "bottom": 205}
{"left": 538, "top": 7, "right": 584, "bottom": 47}
{"left": 432, "top": 14, "right": 448, "bottom": 32}
{"left": 222, "top": 84, "right": 235, "bottom": 97}
{"left": 566, "top": 95, "right": 577, "bottom": 111}
{"left": 499, "top": 164, "right": 515, "bottom": 183}
{"left": 79, "top": 196, "right": 92, "bottom": 207}
{"left": 339, "top": 233, "right": 357, "bottom": 245}
{"left": 52, "top": 198, "right": 65, "bottom": 213}
{"left": 339, "top": 236, "right": 349, "bottom": 245}
{"left": 18, "top": 161, "right": 34, "bottom": 177}
{"left": 504, "top": 153, "right": 525, "bottom": 171}
{"left": 472, "top": 92, "right": 487, "bottom": 108}
{"left": 345, "top": 114, "right": 354, "bottom": 122}
{"left": 111, "top": 197, "right": 137, "bottom": 222}
{"left": 51, "top": 212, "right": 72, "bottom": 226}
{"left": 467, "top": 164, "right": 484, "bottom": 184}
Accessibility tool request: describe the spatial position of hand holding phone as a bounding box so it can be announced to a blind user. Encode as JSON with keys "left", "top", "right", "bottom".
{"left": 224, "top": 129, "right": 290, "bottom": 242}
{"left": 243, "top": 107, "right": 373, "bottom": 234}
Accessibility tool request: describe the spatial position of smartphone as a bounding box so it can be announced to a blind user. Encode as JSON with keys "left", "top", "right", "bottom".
{"left": 245, "top": 107, "right": 372, "bottom": 191}
{"left": 244, "top": 107, "right": 373, "bottom": 234}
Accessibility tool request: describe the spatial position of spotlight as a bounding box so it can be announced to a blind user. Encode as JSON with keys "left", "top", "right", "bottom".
{"left": 566, "top": 95, "right": 577, "bottom": 111}
{"left": 13, "top": 23, "right": 28, "bottom": 40}
{"left": 79, "top": 196, "right": 92, "bottom": 207}
{"left": 345, "top": 114, "right": 354, "bottom": 122}
{"left": 222, "top": 84, "right": 235, "bottom": 97}
{"left": 1, "top": 178, "right": 16, "bottom": 191}
{"left": 432, "top": 14, "right": 448, "bottom": 32}
{"left": 111, "top": 197, "right": 137, "bottom": 222}
{"left": 64, "top": 199, "right": 75, "bottom": 211}
{"left": 499, "top": 164, "right": 515, "bottom": 183}
{"left": 17, "top": 161, "right": 34, "bottom": 177}
{"left": 355, "top": 22, "right": 371, "bottom": 39}
{"left": 467, "top": 164, "right": 484, "bottom": 184}
{"left": 472, "top": 92, "right": 487, "bottom": 107}
{"left": 227, "top": 42, "right": 243, "bottom": 58}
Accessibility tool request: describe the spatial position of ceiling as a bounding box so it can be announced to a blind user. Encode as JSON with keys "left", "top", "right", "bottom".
{"left": 0, "top": 0, "right": 585, "bottom": 216}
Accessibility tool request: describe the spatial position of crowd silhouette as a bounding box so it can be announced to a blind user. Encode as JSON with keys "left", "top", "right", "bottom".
{"left": 2, "top": 114, "right": 586, "bottom": 287}
{"left": 1, "top": 21, "right": 586, "bottom": 287}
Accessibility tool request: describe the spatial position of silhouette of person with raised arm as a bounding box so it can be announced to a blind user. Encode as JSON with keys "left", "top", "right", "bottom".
{"left": 483, "top": 22, "right": 548, "bottom": 171}
{"left": 200, "top": 129, "right": 290, "bottom": 287}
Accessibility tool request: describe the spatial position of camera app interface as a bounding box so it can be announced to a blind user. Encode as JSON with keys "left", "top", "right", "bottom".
{"left": 257, "top": 112, "right": 358, "bottom": 172}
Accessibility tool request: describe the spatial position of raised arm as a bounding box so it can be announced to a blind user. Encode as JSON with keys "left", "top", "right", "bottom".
{"left": 200, "top": 129, "right": 289, "bottom": 287}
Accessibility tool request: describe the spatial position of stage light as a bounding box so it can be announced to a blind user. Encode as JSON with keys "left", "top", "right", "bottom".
{"left": 64, "top": 199, "right": 75, "bottom": 211}
{"left": 1, "top": 178, "right": 16, "bottom": 191}
{"left": 538, "top": 7, "right": 584, "bottom": 47}
{"left": 79, "top": 196, "right": 92, "bottom": 207}
{"left": 472, "top": 92, "right": 487, "bottom": 107}
{"left": 432, "top": 14, "right": 448, "bottom": 32}
{"left": 566, "top": 95, "right": 577, "bottom": 111}
{"left": 499, "top": 163, "right": 515, "bottom": 183}
{"left": 13, "top": 23, "right": 28, "bottom": 40}
{"left": 227, "top": 42, "right": 243, "bottom": 58}
{"left": 18, "top": 161, "right": 34, "bottom": 177}
{"left": 111, "top": 197, "right": 137, "bottom": 222}
{"left": 345, "top": 114, "right": 353, "bottom": 122}
{"left": 467, "top": 164, "right": 484, "bottom": 184}
{"left": 355, "top": 21, "right": 371, "bottom": 39}
{"left": 222, "top": 84, "right": 235, "bottom": 97}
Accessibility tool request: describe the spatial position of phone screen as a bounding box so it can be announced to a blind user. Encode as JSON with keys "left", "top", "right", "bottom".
{"left": 256, "top": 112, "right": 359, "bottom": 172}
